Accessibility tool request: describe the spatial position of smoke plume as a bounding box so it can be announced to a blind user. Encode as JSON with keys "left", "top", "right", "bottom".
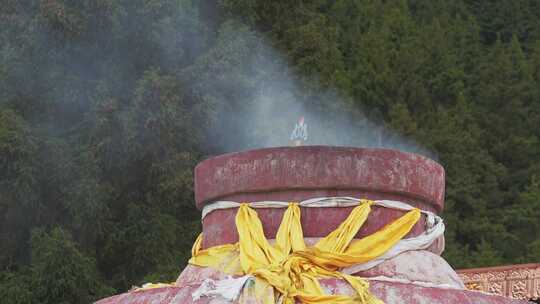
{"left": 195, "top": 21, "right": 435, "bottom": 159}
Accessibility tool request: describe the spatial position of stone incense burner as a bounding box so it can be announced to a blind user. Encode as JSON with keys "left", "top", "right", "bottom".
{"left": 96, "top": 146, "right": 529, "bottom": 304}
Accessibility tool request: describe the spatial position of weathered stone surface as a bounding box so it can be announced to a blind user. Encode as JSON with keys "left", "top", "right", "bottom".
{"left": 354, "top": 251, "right": 464, "bottom": 289}
{"left": 202, "top": 206, "right": 440, "bottom": 250}
{"left": 194, "top": 146, "right": 445, "bottom": 212}
{"left": 95, "top": 147, "right": 525, "bottom": 303}
{"left": 198, "top": 147, "right": 445, "bottom": 253}
{"left": 96, "top": 280, "right": 530, "bottom": 304}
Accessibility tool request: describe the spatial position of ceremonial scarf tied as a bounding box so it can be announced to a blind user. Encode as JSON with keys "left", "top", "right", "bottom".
{"left": 190, "top": 199, "right": 423, "bottom": 304}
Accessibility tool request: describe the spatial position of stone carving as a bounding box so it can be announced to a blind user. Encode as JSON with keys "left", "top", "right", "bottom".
{"left": 458, "top": 264, "right": 540, "bottom": 301}
{"left": 487, "top": 282, "right": 503, "bottom": 296}
{"left": 511, "top": 280, "right": 527, "bottom": 299}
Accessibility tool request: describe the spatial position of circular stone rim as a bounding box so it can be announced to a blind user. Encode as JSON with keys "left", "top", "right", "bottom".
{"left": 194, "top": 146, "right": 445, "bottom": 212}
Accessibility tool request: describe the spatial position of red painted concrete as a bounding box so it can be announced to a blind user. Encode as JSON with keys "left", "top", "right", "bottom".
{"left": 95, "top": 147, "right": 523, "bottom": 303}
{"left": 95, "top": 280, "right": 530, "bottom": 304}
{"left": 202, "top": 205, "right": 434, "bottom": 249}
{"left": 194, "top": 146, "right": 445, "bottom": 212}
{"left": 355, "top": 251, "right": 464, "bottom": 288}
{"left": 198, "top": 146, "right": 445, "bottom": 251}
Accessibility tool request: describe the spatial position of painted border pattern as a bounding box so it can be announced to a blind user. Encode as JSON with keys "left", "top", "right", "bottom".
{"left": 457, "top": 264, "right": 540, "bottom": 300}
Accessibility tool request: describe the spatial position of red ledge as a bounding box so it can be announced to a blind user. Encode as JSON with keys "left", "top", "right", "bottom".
{"left": 195, "top": 146, "right": 445, "bottom": 212}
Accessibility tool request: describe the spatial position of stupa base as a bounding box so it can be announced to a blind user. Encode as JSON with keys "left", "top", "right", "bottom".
{"left": 95, "top": 278, "right": 530, "bottom": 304}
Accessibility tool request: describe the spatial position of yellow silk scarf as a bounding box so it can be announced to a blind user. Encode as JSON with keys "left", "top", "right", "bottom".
{"left": 190, "top": 200, "right": 420, "bottom": 304}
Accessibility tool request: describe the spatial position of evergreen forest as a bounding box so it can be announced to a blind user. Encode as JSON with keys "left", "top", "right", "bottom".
{"left": 2, "top": 1, "right": 540, "bottom": 302}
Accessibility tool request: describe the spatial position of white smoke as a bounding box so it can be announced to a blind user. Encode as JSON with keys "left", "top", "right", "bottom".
{"left": 199, "top": 22, "right": 435, "bottom": 159}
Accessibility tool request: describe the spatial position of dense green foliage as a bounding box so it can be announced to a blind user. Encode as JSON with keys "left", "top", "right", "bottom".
{"left": 1, "top": 0, "right": 540, "bottom": 302}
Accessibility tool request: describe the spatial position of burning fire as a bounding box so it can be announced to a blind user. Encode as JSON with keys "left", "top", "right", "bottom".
{"left": 290, "top": 116, "right": 308, "bottom": 146}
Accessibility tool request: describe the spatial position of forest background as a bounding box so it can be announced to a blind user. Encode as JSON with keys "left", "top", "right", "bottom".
{"left": 2, "top": 1, "right": 540, "bottom": 303}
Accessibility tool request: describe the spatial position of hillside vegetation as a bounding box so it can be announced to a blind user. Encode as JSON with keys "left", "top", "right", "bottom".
{"left": 1, "top": 1, "right": 540, "bottom": 302}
